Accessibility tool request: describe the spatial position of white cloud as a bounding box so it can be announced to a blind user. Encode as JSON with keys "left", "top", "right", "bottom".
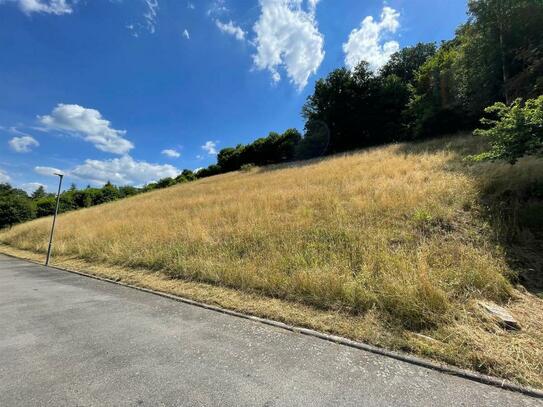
{"left": 307, "top": 0, "right": 319, "bottom": 13}
{"left": 343, "top": 6, "right": 400, "bottom": 72}
{"left": 252, "top": 0, "right": 324, "bottom": 90}
{"left": 201, "top": 141, "right": 218, "bottom": 155}
{"left": 207, "top": 0, "right": 227, "bottom": 16}
{"left": 182, "top": 29, "right": 190, "bottom": 40}
{"left": 21, "top": 182, "right": 46, "bottom": 194}
{"left": 125, "top": 1, "right": 159, "bottom": 37}
{"left": 34, "top": 156, "right": 179, "bottom": 186}
{"left": 9, "top": 135, "right": 39, "bottom": 153}
{"left": 162, "top": 149, "right": 181, "bottom": 158}
{"left": 34, "top": 166, "right": 64, "bottom": 177}
{"left": 0, "top": 169, "right": 10, "bottom": 183}
{"left": 0, "top": 0, "right": 73, "bottom": 15}
{"left": 216, "top": 20, "right": 246, "bottom": 41}
{"left": 187, "top": 2, "right": 194, "bottom": 10}
{"left": 70, "top": 156, "right": 179, "bottom": 186}
{"left": 39, "top": 104, "right": 134, "bottom": 155}
{"left": 143, "top": 0, "right": 159, "bottom": 34}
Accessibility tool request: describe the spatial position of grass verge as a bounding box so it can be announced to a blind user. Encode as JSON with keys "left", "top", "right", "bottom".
{"left": 2, "top": 241, "right": 542, "bottom": 390}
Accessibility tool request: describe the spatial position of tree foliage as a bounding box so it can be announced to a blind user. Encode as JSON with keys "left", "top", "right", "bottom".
{"left": 473, "top": 96, "right": 543, "bottom": 163}
{"left": 215, "top": 128, "right": 301, "bottom": 172}
{"left": 410, "top": 0, "right": 543, "bottom": 138}
{"left": 0, "top": 184, "right": 35, "bottom": 229}
{"left": 381, "top": 42, "right": 437, "bottom": 84}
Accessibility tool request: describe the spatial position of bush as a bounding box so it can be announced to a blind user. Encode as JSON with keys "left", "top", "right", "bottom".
{"left": 240, "top": 164, "right": 256, "bottom": 172}
{"left": 0, "top": 193, "right": 34, "bottom": 229}
{"left": 473, "top": 96, "right": 543, "bottom": 164}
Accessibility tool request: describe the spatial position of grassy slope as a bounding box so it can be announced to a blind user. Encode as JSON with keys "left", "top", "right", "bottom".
{"left": 1, "top": 135, "right": 542, "bottom": 388}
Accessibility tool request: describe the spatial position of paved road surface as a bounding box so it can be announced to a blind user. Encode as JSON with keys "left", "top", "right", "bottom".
{"left": 0, "top": 254, "right": 540, "bottom": 406}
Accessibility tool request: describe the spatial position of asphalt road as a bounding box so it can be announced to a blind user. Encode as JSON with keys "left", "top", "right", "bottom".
{"left": 0, "top": 254, "right": 540, "bottom": 407}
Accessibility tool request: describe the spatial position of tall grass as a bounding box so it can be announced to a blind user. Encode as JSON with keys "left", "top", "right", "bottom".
{"left": 1, "top": 135, "right": 541, "bottom": 330}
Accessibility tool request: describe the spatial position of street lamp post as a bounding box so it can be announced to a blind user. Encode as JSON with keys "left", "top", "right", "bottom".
{"left": 45, "top": 173, "right": 64, "bottom": 266}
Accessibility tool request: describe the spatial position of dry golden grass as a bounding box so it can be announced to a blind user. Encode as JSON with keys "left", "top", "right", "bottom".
{"left": 1, "top": 134, "right": 542, "bottom": 388}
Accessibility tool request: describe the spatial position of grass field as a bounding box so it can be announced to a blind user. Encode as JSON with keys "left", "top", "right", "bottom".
{"left": 1, "top": 134, "right": 542, "bottom": 388}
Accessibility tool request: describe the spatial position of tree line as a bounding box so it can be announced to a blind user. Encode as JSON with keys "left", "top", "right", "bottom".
{"left": 0, "top": 171, "right": 198, "bottom": 229}
{"left": 1, "top": 0, "right": 541, "bottom": 229}
{"left": 197, "top": 0, "right": 542, "bottom": 171}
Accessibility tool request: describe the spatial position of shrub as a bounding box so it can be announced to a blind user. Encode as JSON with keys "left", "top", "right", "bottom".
{"left": 472, "top": 96, "right": 543, "bottom": 164}
{"left": 240, "top": 164, "right": 256, "bottom": 172}
{"left": 0, "top": 194, "right": 34, "bottom": 229}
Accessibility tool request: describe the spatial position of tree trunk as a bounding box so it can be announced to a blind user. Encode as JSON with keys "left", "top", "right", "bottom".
{"left": 497, "top": 0, "right": 510, "bottom": 104}
{"left": 499, "top": 29, "right": 510, "bottom": 104}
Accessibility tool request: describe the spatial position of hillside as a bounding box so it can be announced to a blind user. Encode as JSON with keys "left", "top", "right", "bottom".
{"left": 1, "top": 135, "right": 542, "bottom": 389}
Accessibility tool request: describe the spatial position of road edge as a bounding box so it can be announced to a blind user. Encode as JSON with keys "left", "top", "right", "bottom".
{"left": 2, "top": 252, "right": 542, "bottom": 399}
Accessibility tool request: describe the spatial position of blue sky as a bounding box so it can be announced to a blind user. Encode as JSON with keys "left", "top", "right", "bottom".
{"left": 0, "top": 0, "right": 468, "bottom": 192}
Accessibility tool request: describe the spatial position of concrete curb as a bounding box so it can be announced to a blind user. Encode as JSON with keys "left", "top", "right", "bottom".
{"left": 2, "top": 252, "right": 542, "bottom": 399}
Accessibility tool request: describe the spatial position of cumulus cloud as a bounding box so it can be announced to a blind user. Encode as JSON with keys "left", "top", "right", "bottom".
{"left": 252, "top": 0, "right": 324, "bottom": 90}
{"left": 343, "top": 6, "right": 400, "bottom": 72}
{"left": 162, "top": 149, "right": 181, "bottom": 158}
{"left": 34, "top": 166, "right": 64, "bottom": 177}
{"left": 201, "top": 141, "right": 218, "bottom": 155}
{"left": 216, "top": 20, "right": 246, "bottom": 41}
{"left": 0, "top": 169, "right": 10, "bottom": 183}
{"left": 39, "top": 104, "right": 134, "bottom": 155}
{"left": 0, "top": 0, "right": 73, "bottom": 15}
{"left": 9, "top": 135, "right": 39, "bottom": 153}
{"left": 70, "top": 156, "right": 179, "bottom": 186}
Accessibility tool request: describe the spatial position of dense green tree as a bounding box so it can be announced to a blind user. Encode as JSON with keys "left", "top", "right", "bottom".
{"left": 196, "top": 164, "right": 222, "bottom": 178}
{"left": 73, "top": 189, "right": 94, "bottom": 208}
{"left": 59, "top": 191, "right": 77, "bottom": 213}
{"left": 0, "top": 195, "right": 33, "bottom": 229}
{"left": 179, "top": 169, "right": 197, "bottom": 182}
{"left": 0, "top": 184, "right": 34, "bottom": 229}
{"left": 408, "top": 40, "right": 470, "bottom": 138}
{"left": 465, "top": 0, "right": 543, "bottom": 103}
{"left": 156, "top": 177, "right": 176, "bottom": 189}
{"left": 303, "top": 64, "right": 378, "bottom": 153}
{"left": 95, "top": 182, "right": 120, "bottom": 204}
{"left": 218, "top": 146, "right": 244, "bottom": 172}
{"left": 274, "top": 128, "right": 302, "bottom": 161}
{"left": 407, "top": 0, "right": 543, "bottom": 139}
{"left": 31, "top": 185, "right": 48, "bottom": 200}
{"left": 303, "top": 61, "right": 415, "bottom": 152}
{"left": 118, "top": 185, "right": 140, "bottom": 198}
{"left": 35, "top": 196, "right": 57, "bottom": 217}
{"left": 216, "top": 129, "right": 302, "bottom": 173}
{"left": 381, "top": 42, "right": 437, "bottom": 84}
{"left": 296, "top": 120, "right": 331, "bottom": 159}
{"left": 373, "top": 74, "right": 412, "bottom": 142}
